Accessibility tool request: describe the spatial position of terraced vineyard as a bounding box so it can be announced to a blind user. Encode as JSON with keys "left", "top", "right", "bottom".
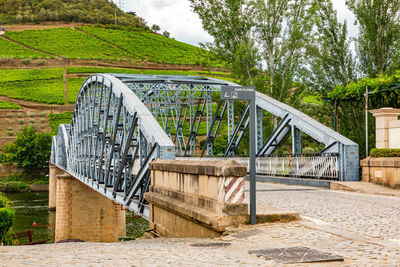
{"left": 5, "top": 28, "right": 130, "bottom": 60}
{"left": 0, "top": 37, "right": 48, "bottom": 58}
{"left": 0, "top": 67, "right": 234, "bottom": 105}
{"left": 1, "top": 68, "right": 63, "bottom": 82}
{"left": 0, "top": 25, "right": 231, "bottom": 143}
{"left": 78, "top": 27, "right": 213, "bottom": 65}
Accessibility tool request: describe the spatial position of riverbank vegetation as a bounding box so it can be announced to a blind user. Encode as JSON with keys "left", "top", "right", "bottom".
{"left": 0, "top": 192, "right": 14, "bottom": 245}
{"left": 0, "top": 126, "right": 51, "bottom": 172}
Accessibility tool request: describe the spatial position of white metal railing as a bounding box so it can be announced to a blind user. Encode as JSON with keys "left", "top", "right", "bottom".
{"left": 235, "top": 154, "right": 339, "bottom": 180}
{"left": 178, "top": 154, "right": 339, "bottom": 180}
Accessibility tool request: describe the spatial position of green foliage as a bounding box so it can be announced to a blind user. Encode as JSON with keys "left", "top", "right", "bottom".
{"left": 0, "top": 192, "right": 14, "bottom": 245}
{"left": 346, "top": 0, "right": 400, "bottom": 76}
{"left": 0, "top": 100, "right": 20, "bottom": 110}
{"left": 0, "top": 68, "right": 63, "bottom": 83}
{"left": 49, "top": 112, "right": 73, "bottom": 135}
{"left": 0, "top": 181, "right": 30, "bottom": 193}
{"left": 0, "top": 192, "right": 11, "bottom": 207}
{"left": 328, "top": 72, "right": 400, "bottom": 99}
{"left": 190, "top": 0, "right": 259, "bottom": 83}
{"left": 0, "top": 0, "right": 146, "bottom": 28}
{"left": 370, "top": 148, "right": 400, "bottom": 158}
{"left": 67, "top": 78, "right": 86, "bottom": 103}
{"left": 77, "top": 27, "right": 215, "bottom": 66}
{"left": 126, "top": 216, "right": 149, "bottom": 239}
{"left": 0, "top": 37, "right": 48, "bottom": 59}
{"left": 5, "top": 28, "right": 130, "bottom": 60}
{"left": 0, "top": 79, "right": 65, "bottom": 104}
{"left": 1, "top": 126, "right": 52, "bottom": 172}
{"left": 304, "top": 0, "right": 355, "bottom": 94}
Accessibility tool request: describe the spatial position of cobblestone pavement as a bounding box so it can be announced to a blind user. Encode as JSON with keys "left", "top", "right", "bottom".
{"left": 1, "top": 182, "right": 399, "bottom": 266}
{"left": 246, "top": 182, "right": 400, "bottom": 242}
{"left": 1, "top": 220, "right": 399, "bottom": 266}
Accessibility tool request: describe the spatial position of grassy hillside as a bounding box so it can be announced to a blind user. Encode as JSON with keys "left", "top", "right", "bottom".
{"left": 78, "top": 27, "right": 209, "bottom": 65}
{"left": 5, "top": 28, "right": 130, "bottom": 60}
{"left": 1, "top": 26, "right": 219, "bottom": 67}
{"left": 0, "top": 67, "right": 235, "bottom": 105}
{"left": 0, "top": 24, "right": 231, "bottom": 146}
{"left": 0, "top": 37, "right": 48, "bottom": 58}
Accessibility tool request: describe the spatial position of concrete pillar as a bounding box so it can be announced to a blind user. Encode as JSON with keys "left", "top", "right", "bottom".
{"left": 55, "top": 173, "right": 126, "bottom": 243}
{"left": 389, "top": 120, "right": 400, "bottom": 149}
{"left": 49, "top": 164, "right": 64, "bottom": 210}
{"left": 370, "top": 108, "right": 400, "bottom": 149}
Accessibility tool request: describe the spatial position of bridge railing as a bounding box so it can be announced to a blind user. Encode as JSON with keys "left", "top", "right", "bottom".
{"left": 178, "top": 153, "right": 339, "bottom": 180}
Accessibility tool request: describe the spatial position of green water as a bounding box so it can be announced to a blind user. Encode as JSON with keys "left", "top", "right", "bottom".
{"left": 5, "top": 192, "right": 149, "bottom": 243}
{"left": 5, "top": 192, "right": 54, "bottom": 243}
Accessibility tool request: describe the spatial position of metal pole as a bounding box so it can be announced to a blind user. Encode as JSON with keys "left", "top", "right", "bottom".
{"left": 365, "top": 86, "right": 368, "bottom": 157}
{"left": 249, "top": 98, "right": 256, "bottom": 225}
{"left": 115, "top": 7, "right": 117, "bottom": 25}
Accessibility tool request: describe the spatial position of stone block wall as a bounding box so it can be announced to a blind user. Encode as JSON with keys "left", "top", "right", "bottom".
{"left": 54, "top": 171, "right": 126, "bottom": 243}
{"left": 361, "top": 157, "right": 400, "bottom": 189}
{"left": 145, "top": 159, "right": 248, "bottom": 238}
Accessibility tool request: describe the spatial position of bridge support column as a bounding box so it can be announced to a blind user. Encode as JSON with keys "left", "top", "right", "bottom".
{"left": 55, "top": 173, "right": 125, "bottom": 243}
{"left": 49, "top": 164, "right": 64, "bottom": 211}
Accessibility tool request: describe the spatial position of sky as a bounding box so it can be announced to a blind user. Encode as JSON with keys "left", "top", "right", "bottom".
{"left": 123, "top": 0, "right": 358, "bottom": 47}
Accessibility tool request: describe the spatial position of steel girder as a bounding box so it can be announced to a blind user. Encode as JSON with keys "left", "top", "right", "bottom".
{"left": 51, "top": 74, "right": 359, "bottom": 219}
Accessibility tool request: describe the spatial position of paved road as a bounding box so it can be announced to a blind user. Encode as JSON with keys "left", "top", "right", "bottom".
{"left": 1, "top": 182, "right": 399, "bottom": 266}
{"left": 247, "top": 182, "right": 400, "bottom": 242}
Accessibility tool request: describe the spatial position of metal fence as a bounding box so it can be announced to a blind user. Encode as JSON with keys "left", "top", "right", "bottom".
{"left": 177, "top": 153, "right": 339, "bottom": 180}
{"left": 234, "top": 154, "right": 339, "bottom": 180}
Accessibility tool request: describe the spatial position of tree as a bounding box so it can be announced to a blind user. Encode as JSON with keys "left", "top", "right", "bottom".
{"left": 151, "top": 24, "right": 160, "bottom": 32}
{"left": 189, "top": 0, "right": 260, "bottom": 84}
{"left": 305, "top": 0, "right": 356, "bottom": 93}
{"left": 162, "top": 30, "right": 170, "bottom": 38}
{"left": 2, "top": 126, "right": 52, "bottom": 172}
{"left": 346, "top": 0, "right": 400, "bottom": 76}
{"left": 253, "top": 0, "right": 315, "bottom": 102}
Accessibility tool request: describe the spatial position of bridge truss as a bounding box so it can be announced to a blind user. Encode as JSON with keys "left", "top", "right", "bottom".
{"left": 51, "top": 74, "right": 359, "bottom": 218}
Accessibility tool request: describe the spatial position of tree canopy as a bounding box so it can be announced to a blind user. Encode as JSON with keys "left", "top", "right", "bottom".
{"left": 0, "top": 0, "right": 146, "bottom": 27}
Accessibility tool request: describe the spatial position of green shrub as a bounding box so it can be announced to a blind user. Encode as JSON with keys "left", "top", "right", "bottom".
{"left": 34, "top": 60, "right": 46, "bottom": 66}
{"left": 370, "top": 148, "right": 400, "bottom": 158}
{"left": 0, "top": 193, "right": 14, "bottom": 245}
{"left": 0, "top": 101, "right": 20, "bottom": 110}
{"left": 21, "top": 58, "right": 31, "bottom": 65}
{"left": 0, "top": 181, "right": 30, "bottom": 193}
{"left": 1, "top": 126, "right": 52, "bottom": 172}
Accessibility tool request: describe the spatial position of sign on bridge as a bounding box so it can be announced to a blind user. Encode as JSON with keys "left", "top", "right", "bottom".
{"left": 221, "top": 86, "right": 255, "bottom": 100}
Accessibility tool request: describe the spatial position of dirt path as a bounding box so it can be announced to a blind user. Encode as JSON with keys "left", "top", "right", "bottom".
{"left": 0, "top": 95, "right": 73, "bottom": 112}
{"left": 3, "top": 23, "right": 84, "bottom": 32}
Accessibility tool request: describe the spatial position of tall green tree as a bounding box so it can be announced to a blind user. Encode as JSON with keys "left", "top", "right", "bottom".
{"left": 346, "top": 0, "right": 400, "bottom": 76}
{"left": 305, "top": 0, "right": 356, "bottom": 93}
{"left": 189, "top": 0, "right": 260, "bottom": 84}
{"left": 253, "top": 0, "right": 315, "bottom": 102}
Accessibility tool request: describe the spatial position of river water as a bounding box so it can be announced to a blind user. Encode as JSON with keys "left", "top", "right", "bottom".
{"left": 5, "top": 192, "right": 148, "bottom": 243}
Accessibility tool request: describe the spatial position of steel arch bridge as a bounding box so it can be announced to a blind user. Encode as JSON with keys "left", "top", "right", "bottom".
{"left": 51, "top": 74, "right": 359, "bottom": 218}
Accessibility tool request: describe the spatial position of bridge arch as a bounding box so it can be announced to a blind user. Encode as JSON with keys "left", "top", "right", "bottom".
{"left": 51, "top": 73, "right": 359, "bottom": 218}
